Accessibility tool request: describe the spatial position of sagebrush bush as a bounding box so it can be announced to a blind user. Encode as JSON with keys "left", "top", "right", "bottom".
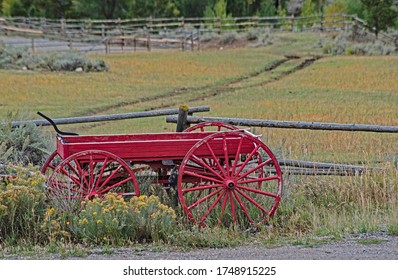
{"left": 320, "top": 28, "right": 397, "bottom": 56}
{"left": 0, "top": 41, "right": 108, "bottom": 72}
{"left": 0, "top": 113, "right": 52, "bottom": 166}
{"left": 0, "top": 164, "right": 47, "bottom": 244}
{"left": 42, "top": 194, "right": 177, "bottom": 245}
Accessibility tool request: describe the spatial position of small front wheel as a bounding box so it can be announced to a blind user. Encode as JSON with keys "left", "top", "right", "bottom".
{"left": 48, "top": 150, "right": 139, "bottom": 211}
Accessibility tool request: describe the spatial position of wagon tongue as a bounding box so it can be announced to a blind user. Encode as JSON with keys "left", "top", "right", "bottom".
{"left": 37, "top": 112, "right": 79, "bottom": 136}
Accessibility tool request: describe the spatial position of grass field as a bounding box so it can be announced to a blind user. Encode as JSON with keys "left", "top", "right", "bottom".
{"left": 1, "top": 32, "right": 397, "bottom": 244}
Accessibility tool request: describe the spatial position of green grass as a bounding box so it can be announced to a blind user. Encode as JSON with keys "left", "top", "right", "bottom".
{"left": 357, "top": 238, "right": 386, "bottom": 245}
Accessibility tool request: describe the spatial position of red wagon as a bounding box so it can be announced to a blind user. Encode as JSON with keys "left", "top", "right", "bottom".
{"left": 41, "top": 119, "right": 282, "bottom": 228}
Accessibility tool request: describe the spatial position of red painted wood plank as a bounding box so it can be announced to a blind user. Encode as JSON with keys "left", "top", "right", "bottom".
{"left": 56, "top": 133, "right": 256, "bottom": 162}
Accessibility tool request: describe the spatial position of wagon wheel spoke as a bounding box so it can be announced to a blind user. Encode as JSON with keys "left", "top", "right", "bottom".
{"left": 189, "top": 155, "right": 225, "bottom": 180}
{"left": 235, "top": 144, "right": 261, "bottom": 175}
{"left": 42, "top": 151, "right": 63, "bottom": 178}
{"left": 187, "top": 188, "right": 224, "bottom": 211}
{"left": 183, "top": 170, "right": 224, "bottom": 184}
{"left": 183, "top": 163, "right": 220, "bottom": 178}
{"left": 97, "top": 165, "right": 124, "bottom": 192}
{"left": 232, "top": 191, "right": 254, "bottom": 225}
{"left": 182, "top": 183, "right": 223, "bottom": 194}
{"left": 222, "top": 135, "right": 231, "bottom": 176}
{"left": 98, "top": 176, "right": 135, "bottom": 195}
{"left": 236, "top": 158, "right": 273, "bottom": 181}
{"left": 201, "top": 142, "right": 227, "bottom": 177}
{"left": 235, "top": 188, "right": 269, "bottom": 216}
{"left": 237, "top": 184, "right": 279, "bottom": 198}
{"left": 50, "top": 179, "right": 86, "bottom": 195}
{"left": 198, "top": 190, "right": 226, "bottom": 225}
{"left": 217, "top": 191, "right": 230, "bottom": 226}
{"left": 238, "top": 175, "right": 279, "bottom": 185}
{"left": 95, "top": 156, "right": 110, "bottom": 189}
{"left": 72, "top": 160, "right": 90, "bottom": 188}
{"left": 231, "top": 137, "right": 244, "bottom": 176}
{"left": 57, "top": 166, "right": 85, "bottom": 190}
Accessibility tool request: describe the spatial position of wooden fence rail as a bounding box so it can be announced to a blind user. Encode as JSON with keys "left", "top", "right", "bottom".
{"left": 166, "top": 115, "right": 398, "bottom": 133}
{"left": 10, "top": 106, "right": 210, "bottom": 128}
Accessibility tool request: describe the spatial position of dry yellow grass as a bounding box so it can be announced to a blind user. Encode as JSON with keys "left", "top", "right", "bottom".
{"left": 0, "top": 49, "right": 278, "bottom": 119}
{"left": 1, "top": 41, "right": 397, "bottom": 163}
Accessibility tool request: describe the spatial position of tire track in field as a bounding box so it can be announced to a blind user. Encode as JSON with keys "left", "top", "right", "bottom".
{"left": 78, "top": 55, "right": 322, "bottom": 130}
{"left": 145, "top": 55, "right": 323, "bottom": 111}
{"left": 82, "top": 57, "right": 292, "bottom": 116}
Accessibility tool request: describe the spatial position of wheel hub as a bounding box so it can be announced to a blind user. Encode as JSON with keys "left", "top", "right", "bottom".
{"left": 225, "top": 179, "right": 236, "bottom": 190}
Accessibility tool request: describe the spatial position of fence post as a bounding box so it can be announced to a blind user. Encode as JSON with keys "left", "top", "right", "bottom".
{"left": 176, "top": 105, "right": 189, "bottom": 132}
{"left": 191, "top": 30, "right": 194, "bottom": 51}
{"left": 197, "top": 29, "right": 200, "bottom": 51}
{"left": 147, "top": 29, "right": 151, "bottom": 51}
{"left": 31, "top": 38, "right": 35, "bottom": 54}
{"left": 320, "top": 13, "right": 324, "bottom": 32}
{"left": 290, "top": 15, "right": 295, "bottom": 31}
{"left": 105, "top": 39, "right": 110, "bottom": 54}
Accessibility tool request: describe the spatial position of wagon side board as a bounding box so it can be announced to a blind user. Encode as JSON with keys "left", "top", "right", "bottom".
{"left": 56, "top": 132, "right": 256, "bottom": 162}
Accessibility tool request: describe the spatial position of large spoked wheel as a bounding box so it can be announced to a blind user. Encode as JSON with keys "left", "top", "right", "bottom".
{"left": 41, "top": 151, "right": 63, "bottom": 178}
{"left": 178, "top": 131, "right": 282, "bottom": 228}
{"left": 184, "top": 121, "right": 238, "bottom": 132}
{"left": 48, "top": 150, "right": 139, "bottom": 211}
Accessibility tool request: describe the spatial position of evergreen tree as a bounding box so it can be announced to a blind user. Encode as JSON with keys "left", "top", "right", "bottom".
{"left": 361, "top": 0, "right": 397, "bottom": 37}
{"left": 259, "top": 0, "right": 277, "bottom": 16}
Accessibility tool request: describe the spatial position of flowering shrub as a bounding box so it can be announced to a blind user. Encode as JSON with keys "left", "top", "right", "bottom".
{"left": 41, "top": 207, "right": 72, "bottom": 243}
{"left": 70, "top": 194, "right": 176, "bottom": 245}
{"left": 0, "top": 164, "right": 47, "bottom": 244}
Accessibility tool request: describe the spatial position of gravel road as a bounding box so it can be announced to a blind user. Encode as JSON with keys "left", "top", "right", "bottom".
{"left": 82, "top": 232, "right": 398, "bottom": 260}
{"left": 3, "top": 232, "right": 397, "bottom": 260}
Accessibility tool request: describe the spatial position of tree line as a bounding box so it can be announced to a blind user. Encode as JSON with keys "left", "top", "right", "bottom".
{"left": 0, "top": 0, "right": 397, "bottom": 35}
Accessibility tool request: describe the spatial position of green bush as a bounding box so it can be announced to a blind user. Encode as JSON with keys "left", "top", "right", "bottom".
{"left": 0, "top": 113, "right": 52, "bottom": 166}
{"left": 0, "top": 164, "right": 47, "bottom": 244}
{"left": 0, "top": 41, "right": 108, "bottom": 72}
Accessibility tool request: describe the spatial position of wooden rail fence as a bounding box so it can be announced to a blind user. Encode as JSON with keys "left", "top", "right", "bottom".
{"left": 2, "top": 14, "right": 395, "bottom": 52}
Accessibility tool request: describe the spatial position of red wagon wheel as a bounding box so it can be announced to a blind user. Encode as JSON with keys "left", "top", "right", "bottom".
{"left": 178, "top": 131, "right": 282, "bottom": 228}
{"left": 41, "top": 151, "right": 62, "bottom": 178}
{"left": 184, "top": 121, "right": 238, "bottom": 132}
{"left": 48, "top": 150, "right": 139, "bottom": 211}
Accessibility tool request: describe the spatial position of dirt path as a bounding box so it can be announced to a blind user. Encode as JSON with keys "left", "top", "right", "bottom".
{"left": 4, "top": 232, "right": 397, "bottom": 260}
{"left": 79, "top": 232, "right": 398, "bottom": 260}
